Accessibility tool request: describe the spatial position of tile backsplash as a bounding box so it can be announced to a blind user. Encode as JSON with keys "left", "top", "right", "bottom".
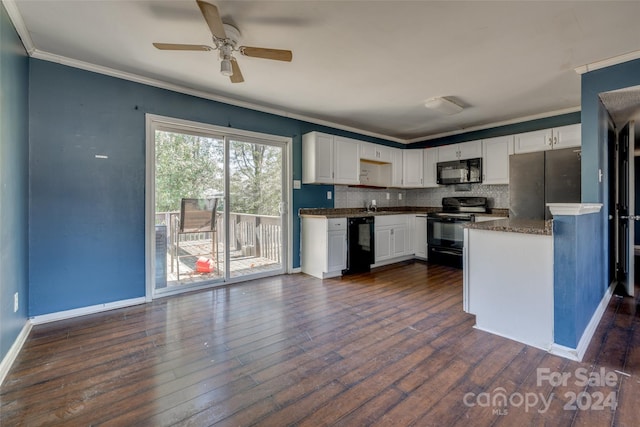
{"left": 334, "top": 184, "right": 509, "bottom": 209}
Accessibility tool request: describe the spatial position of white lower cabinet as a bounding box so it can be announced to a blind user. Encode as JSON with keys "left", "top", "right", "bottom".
{"left": 374, "top": 215, "right": 413, "bottom": 264}
{"left": 301, "top": 217, "right": 346, "bottom": 279}
{"left": 375, "top": 227, "right": 392, "bottom": 260}
{"left": 327, "top": 228, "right": 347, "bottom": 274}
{"left": 414, "top": 216, "right": 427, "bottom": 259}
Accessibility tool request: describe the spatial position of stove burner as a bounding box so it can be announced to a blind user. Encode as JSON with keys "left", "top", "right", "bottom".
{"left": 440, "top": 196, "right": 489, "bottom": 214}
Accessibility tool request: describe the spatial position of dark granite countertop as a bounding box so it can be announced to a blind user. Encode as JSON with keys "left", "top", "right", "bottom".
{"left": 299, "top": 207, "right": 437, "bottom": 218}
{"left": 464, "top": 218, "right": 552, "bottom": 235}
{"left": 299, "top": 207, "right": 510, "bottom": 219}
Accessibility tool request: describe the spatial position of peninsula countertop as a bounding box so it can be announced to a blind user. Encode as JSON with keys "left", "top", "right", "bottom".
{"left": 464, "top": 217, "right": 552, "bottom": 235}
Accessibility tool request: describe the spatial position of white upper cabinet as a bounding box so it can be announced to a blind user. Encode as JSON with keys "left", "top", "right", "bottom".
{"left": 360, "top": 142, "right": 392, "bottom": 163}
{"left": 391, "top": 148, "right": 404, "bottom": 187}
{"left": 302, "top": 132, "right": 334, "bottom": 183}
{"left": 436, "top": 144, "right": 459, "bottom": 163}
{"left": 458, "top": 140, "right": 483, "bottom": 159}
{"left": 402, "top": 149, "right": 424, "bottom": 187}
{"left": 552, "top": 124, "right": 581, "bottom": 150}
{"left": 437, "top": 140, "right": 482, "bottom": 162}
{"left": 514, "top": 129, "right": 552, "bottom": 153}
{"left": 514, "top": 124, "right": 581, "bottom": 153}
{"left": 422, "top": 147, "right": 439, "bottom": 187}
{"left": 333, "top": 136, "right": 360, "bottom": 184}
{"left": 302, "top": 132, "right": 359, "bottom": 185}
{"left": 482, "top": 136, "right": 514, "bottom": 185}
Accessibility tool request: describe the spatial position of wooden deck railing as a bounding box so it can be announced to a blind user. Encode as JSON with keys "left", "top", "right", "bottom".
{"left": 156, "top": 211, "right": 282, "bottom": 263}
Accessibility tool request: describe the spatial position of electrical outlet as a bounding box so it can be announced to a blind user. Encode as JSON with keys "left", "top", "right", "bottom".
{"left": 14, "top": 292, "right": 18, "bottom": 313}
{"left": 327, "top": 191, "right": 332, "bottom": 200}
{"left": 398, "top": 193, "right": 403, "bottom": 200}
{"left": 386, "top": 193, "right": 390, "bottom": 200}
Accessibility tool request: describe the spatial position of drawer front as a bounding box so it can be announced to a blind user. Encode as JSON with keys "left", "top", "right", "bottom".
{"left": 327, "top": 218, "right": 347, "bottom": 231}
{"left": 375, "top": 215, "right": 406, "bottom": 227}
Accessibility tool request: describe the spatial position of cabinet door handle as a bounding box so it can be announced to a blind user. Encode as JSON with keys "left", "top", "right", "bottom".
{"left": 553, "top": 136, "right": 558, "bottom": 145}
{"left": 548, "top": 137, "right": 553, "bottom": 146}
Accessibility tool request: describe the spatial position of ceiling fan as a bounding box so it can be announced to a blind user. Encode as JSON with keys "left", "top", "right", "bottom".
{"left": 153, "top": 0, "right": 293, "bottom": 83}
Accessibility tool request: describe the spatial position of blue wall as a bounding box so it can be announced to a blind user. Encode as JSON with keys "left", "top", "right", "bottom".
{"left": 28, "top": 59, "right": 401, "bottom": 316}
{"left": 548, "top": 58, "right": 640, "bottom": 350}
{"left": 581, "top": 59, "right": 640, "bottom": 299}
{"left": 0, "top": 4, "right": 30, "bottom": 361}
{"left": 553, "top": 213, "right": 603, "bottom": 347}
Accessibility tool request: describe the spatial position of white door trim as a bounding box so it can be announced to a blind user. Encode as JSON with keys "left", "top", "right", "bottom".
{"left": 144, "top": 113, "right": 293, "bottom": 300}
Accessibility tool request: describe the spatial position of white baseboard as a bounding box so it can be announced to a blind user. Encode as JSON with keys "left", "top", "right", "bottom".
{"left": 472, "top": 324, "right": 552, "bottom": 352}
{"left": 30, "top": 297, "right": 146, "bottom": 325}
{"left": 0, "top": 320, "right": 32, "bottom": 386}
{"left": 549, "top": 282, "right": 615, "bottom": 362}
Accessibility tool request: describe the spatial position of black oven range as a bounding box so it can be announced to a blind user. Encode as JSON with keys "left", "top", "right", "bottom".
{"left": 427, "top": 197, "right": 489, "bottom": 268}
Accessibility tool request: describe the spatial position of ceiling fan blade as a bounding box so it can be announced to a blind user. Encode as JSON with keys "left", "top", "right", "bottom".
{"left": 240, "top": 46, "right": 293, "bottom": 62}
{"left": 230, "top": 58, "right": 244, "bottom": 83}
{"left": 196, "top": 0, "right": 226, "bottom": 39}
{"left": 153, "top": 43, "right": 212, "bottom": 51}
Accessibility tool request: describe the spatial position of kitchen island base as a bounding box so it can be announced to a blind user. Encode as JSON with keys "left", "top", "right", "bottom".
{"left": 464, "top": 225, "right": 554, "bottom": 350}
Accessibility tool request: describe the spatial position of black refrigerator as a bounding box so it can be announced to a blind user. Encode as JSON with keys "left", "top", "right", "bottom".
{"left": 509, "top": 148, "right": 581, "bottom": 220}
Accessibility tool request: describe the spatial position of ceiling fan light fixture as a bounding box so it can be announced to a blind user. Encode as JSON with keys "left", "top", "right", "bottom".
{"left": 424, "top": 97, "right": 464, "bottom": 115}
{"left": 220, "top": 58, "right": 233, "bottom": 76}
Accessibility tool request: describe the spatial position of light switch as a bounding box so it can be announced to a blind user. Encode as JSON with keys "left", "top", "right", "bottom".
{"left": 293, "top": 179, "right": 301, "bottom": 189}
{"left": 327, "top": 191, "right": 332, "bottom": 200}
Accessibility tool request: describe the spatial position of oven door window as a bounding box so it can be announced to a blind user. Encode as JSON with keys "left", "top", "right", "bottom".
{"left": 428, "top": 219, "right": 464, "bottom": 249}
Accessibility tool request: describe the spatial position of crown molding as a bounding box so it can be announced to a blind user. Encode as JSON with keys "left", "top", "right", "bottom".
{"left": 2, "top": 0, "right": 35, "bottom": 55}
{"left": 0, "top": 0, "right": 592, "bottom": 146}
{"left": 575, "top": 49, "right": 640, "bottom": 75}
{"left": 27, "top": 52, "right": 407, "bottom": 145}
{"left": 406, "top": 106, "right": 581, "bottom": 143}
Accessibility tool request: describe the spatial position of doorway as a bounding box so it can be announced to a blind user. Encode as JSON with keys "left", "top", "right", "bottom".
{"left": 601, "top": 86, "right": 640, "bottom": 297}
{"left": 145, "top": 115, "right": 291, "bottom": 298}
{"left": 613, "top": 120, "right": 636, "bottom": 296}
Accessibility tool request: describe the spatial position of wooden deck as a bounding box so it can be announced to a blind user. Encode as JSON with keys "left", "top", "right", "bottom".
{"left": 1, "top": 261, "right": 639, "bottom": 425}
{"left": 166, "top": 243, "right": 281, "bottom": 284}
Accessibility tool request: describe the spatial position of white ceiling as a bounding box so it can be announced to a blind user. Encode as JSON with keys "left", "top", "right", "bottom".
{"left": 7, "top": 0, "right": 640, "bottom": 143}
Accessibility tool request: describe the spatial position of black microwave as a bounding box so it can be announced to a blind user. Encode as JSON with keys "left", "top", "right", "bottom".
{"left": 436, "top": 158, "right": 482, "bottom": 185}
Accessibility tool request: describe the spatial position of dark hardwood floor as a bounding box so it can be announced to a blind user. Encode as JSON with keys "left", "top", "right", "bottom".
{"left": 1, "top": 261, "right": 638, "bottom": 426}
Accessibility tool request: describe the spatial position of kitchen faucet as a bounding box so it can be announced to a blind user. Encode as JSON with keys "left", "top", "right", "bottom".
{"left": 366, "top": 201, "right": 377, "bottom": 212}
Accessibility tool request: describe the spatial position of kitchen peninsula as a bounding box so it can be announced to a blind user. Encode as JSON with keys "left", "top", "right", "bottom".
{"left": 463, "top": 203, "right": 605, "bottom": 359}
{"left": 463, "top": 217, "right": 554, "bottom": 350}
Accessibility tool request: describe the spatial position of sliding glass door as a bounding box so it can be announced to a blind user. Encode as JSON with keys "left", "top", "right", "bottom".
{"left": 227, "top": 137, "right": 285, "bottom": 278}
{"left": 148, "top": 116, "right": 287, "bottom": 295}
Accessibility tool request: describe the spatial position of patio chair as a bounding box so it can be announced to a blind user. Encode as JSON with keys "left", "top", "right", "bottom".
{"left": 173, "top": 198, "right": 220, "bottom": 279}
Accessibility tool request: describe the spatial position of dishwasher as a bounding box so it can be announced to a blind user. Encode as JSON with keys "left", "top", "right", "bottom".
{"left": 343, "top": 216, "right": 375, "bottom": 274}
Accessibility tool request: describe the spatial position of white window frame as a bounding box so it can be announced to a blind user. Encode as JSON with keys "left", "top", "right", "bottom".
{"left": 145, "top": 114, "right": 293, "bottom": 300}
